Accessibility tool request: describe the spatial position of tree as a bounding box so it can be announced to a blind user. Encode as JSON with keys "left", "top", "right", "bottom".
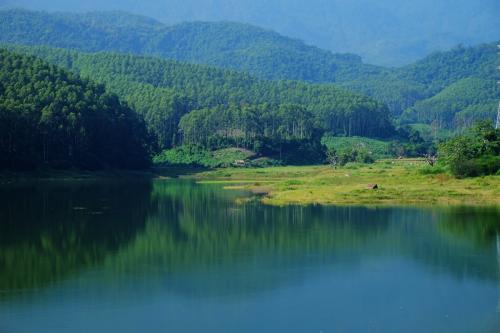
{"left": 0, "top": 49, "right": 151, "bottom": 170}
{"left": 326, "top": 149, "right": 338, "bottom": 169}
{"left": 438, "top": 121, "right": 500, "bottom": 177}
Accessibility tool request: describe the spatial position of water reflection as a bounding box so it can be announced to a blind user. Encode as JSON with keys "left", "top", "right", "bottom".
{"left": 1, "top": 180, "right": 498, "bottom": 295}
{"left": 0, "top": 179, "right": 498, "bottom": 332}
{"left": 0, "top": 180, "right": 152, "bottom": 292}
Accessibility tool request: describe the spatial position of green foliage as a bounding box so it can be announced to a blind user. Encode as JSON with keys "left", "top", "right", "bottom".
{"left": 0, "top": 9, "right": 379, "bottom": 84}
{"left": 325, "top": 141, "right": 375, "bottom": 167}
{"left": 407, "top": 123, "right": 454, "bottom": 142}
{"left": 4, "top": 0, "right": 498, "bottom": 66}
{"left": 387, "top": 126, "right": 436, "bottom": 158}
{"left": 0, "top": 49, "right": 150, "bottom": 170}
{"left": 398, "top": 44, "right": 497, "bottom": 95}
{"left": 153, "top": 146, "right": 255, "bottom": 168}
{"left": 0, "top": 10, "right": 495, "bottom": 169}
{"left": 338, "top": 148, "right": 375, "bottom": 166}
{"left": 1, "top": 10, "right": 496, "bottom": 121}
{"left": 178, "top": 103, "right": 316, "bottom": 151}
{"left": 322, "top": 136, "right": 391, "bottom": 160}
{"left": 438, "top": 121, "right": 500, "bottom": 178}
{"left": 6, "top": 46, "right": 394, "bottom": 161}
{"left": 419, "top": 165, "right": 447, "bottom": 175}
{"left": 401, "top": 78, "right": 499, "bottom": 129}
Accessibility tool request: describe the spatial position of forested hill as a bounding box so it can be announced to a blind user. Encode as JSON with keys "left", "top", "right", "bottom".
{"left": 0, "top": 9, "right": 496, "bottom": 123}
{"left": 401, "top": 78, "right": 499, "bottom": 129}
{"left": 0, "top": 9, "right": 384, "bottom": 83}
{"left": 6, "top": 45, "right": 394, "bottom": 155}
{"left": 0, "top": 49, "right": 150, "bottom": 170}
{"left": 393, "top": 44, "right": 500, "bottom": 128}
{"left": 342, "top": 42, "right": 499, "bottom": 119}
{"left": 5, "top": 0, "right": 499, "bottom": 66}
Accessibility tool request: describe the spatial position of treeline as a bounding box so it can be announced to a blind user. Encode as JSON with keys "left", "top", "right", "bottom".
{"left": 0, "top": 49, "right": 150, "bottom": 170}
{"left": 8, "top": 46, "right": 395, "bottom": 153}
{"left": 439, "top": 121, "right": 500, "bottom": 178}
{"left": 344, "top": 43, "right": 498, "bottom": 121}
{"left": 178, "top": 104, "right": 327, "bottom": 164}
{"left": 401, "top": 78, "right": 499, "bottom": 129}
{"left": 0, "top": 9, "right": 380, "bottom": 83}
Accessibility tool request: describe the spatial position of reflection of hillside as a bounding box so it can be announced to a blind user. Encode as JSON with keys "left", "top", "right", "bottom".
{"left": 436, "top": 207, "right": 500, "bottom": 246}
{"left": 106, "top": 203, "right": 392, "bottom": 297}
{"left": 105, "top": 182, "right": 499, "bottom": 297}
{"left": 379, "top": 210, "right": 499, "bottom": 283}
{"left": 0, "top": 179, "right": 498, "bottom": 300}
{"left": 0, "top": 180, "right": 153, "bottom": 293}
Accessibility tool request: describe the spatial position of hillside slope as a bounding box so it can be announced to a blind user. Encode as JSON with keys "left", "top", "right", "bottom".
{"left": 5, "top": 0, "right": 499, "bottom": 66}
{"left": 401, "top": 78, "right": 499, "bottom": 129}
{"left": 7, "top": 45, "right": 394, "bottom": 151}
{"left": 0, "top": 48, "right": 150, "bottom": 169}
{"left": 1, "top": 9, "right": 497, "bottom": 131}
{"left": 0, "top": 9, "right": 382, "bottom": 83}
{"left": 0, "top": 9, "right": 496, "bottom": 122}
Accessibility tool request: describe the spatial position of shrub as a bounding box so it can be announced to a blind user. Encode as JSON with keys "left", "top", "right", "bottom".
{"left": 438, "top": 121, "right": 500, "bottom": 178}
{"left": 335, "top": 146, "right": 375, "bottom": 166}
{"left": 448, "top": 156, "right": 500, "bottom": 178}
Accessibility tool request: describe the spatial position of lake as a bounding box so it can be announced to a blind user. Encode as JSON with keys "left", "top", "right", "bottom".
{"left": 0, "top": 179, "right": 499, "bottom": 333}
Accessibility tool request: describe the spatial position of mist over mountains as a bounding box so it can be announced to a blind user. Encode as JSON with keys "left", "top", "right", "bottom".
{"left": 2, "top": 0, "right": 499, "bottom": 66}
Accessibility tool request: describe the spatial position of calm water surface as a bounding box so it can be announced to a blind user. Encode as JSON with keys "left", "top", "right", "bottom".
{"left": 0, "top": 179, "right": 499, "bottom": 333}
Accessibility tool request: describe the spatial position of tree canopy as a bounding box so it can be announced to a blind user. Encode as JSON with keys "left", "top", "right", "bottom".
{"left": 8, "top": 45, "right": 395, "bottom": 153}
{"left": 0, "top": 49, "right": 150, "bottom": 170}
{"left": 0, "top": 9, "right": 496, "bottom": 121}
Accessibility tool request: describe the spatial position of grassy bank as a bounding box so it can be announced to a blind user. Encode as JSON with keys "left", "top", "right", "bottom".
{"left": 195, "top": 159, "right": 500, "bottom": 206}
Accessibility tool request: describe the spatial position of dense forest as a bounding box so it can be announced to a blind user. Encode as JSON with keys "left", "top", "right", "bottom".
{"left": 6, "top": 46, "right": 394, "bottom": 156}
{"left": 0, "top": 9, "right": 497, "bottom": 170}
{"left": 344, "top": 43, "right": 499, "bottom": 120}
{"left": 0, "top": 9, "right": 497, "bottom": 128}
{"left": 0, "top": 49, "right": 150, "bottom": 170}
{"left": 0, "top": 9, "right": 381, "bottom": 83}
{"left": 401, "top": 78, "right": 499, "bottom": 129}
{"left": 5, "top": 0, "right": 499, "bottom": 66}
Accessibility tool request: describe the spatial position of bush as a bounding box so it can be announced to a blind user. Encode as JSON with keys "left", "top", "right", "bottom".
{"left": 419, "top": 165, "right": 447, "bottom": 175}
{"left": 248, "top": 157, "right": 283, "bottom": 168}
{"left": 153, "top": 145, "right": 261, "bottom": 168}
{"left": 438, "top": 121, "right": 500, "bottom": 178}
{"left": 336, "top": 146, "right": 375, "bottom": 166}
{"left": 453, "top": 155, "right": 500, "bottom": 178}
{"left": 322, "top": 135, "right": 391, "bottom": 159}
{"left": 258, "top": 135, "right": 327, "bottom": 165}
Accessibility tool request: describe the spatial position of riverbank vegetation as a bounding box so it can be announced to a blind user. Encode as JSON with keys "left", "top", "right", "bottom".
{"left": 195, "top": 160, "right": 500, "bottom": 206}
{"left": 438, "top": 121, "right": 500, "bottom": 178}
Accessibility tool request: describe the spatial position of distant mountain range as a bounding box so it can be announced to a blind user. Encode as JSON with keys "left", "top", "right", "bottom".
{"left": 0, "top": 9, "right": 378, "bottom": 83}
{"left": 1, "top": 9, "right": 497, "bottom": 128}
{"left": 2, "top": 0, "right": 499, "bottom": 66}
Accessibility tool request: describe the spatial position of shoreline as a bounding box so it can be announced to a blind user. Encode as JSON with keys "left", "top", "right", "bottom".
{"left": 193, "top": 160, "right": 500, "bottom": 207}
{"left": 1, "top": 161, "right": 499, "bottom": 207}
{"left": 0, "top": 166, "right": 208, "bottom": 184}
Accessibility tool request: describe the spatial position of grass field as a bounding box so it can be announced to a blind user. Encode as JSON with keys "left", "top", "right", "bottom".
{"left": 195, "top": 159, "right": 500, "bottom": 206}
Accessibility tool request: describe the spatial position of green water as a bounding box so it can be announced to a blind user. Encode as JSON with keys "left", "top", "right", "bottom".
{"left": 0, "top": 179, "right": 499, "bottom": 332}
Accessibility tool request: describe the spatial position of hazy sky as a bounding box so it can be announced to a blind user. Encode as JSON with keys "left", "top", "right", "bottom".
{"left": 2, "top": 0, "right": 499, "bottom": 65}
